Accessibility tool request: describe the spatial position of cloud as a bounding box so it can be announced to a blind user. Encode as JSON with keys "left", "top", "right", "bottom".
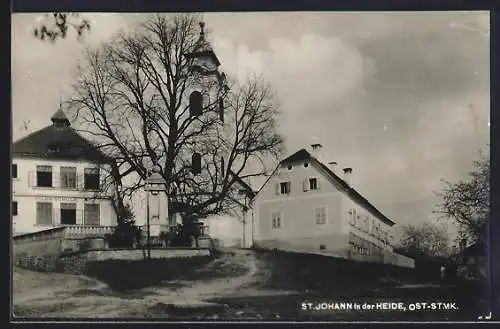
{"left": 213, "top": 33, "right": 371, "bottom": 148}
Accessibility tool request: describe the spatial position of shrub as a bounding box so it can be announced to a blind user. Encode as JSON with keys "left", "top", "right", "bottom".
{"left": 106, "top": 220, "right": 142, "bottom": 248}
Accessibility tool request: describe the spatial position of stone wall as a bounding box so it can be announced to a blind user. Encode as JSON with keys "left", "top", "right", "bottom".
{"left": 13, "top": 226, "right": 214, "bottom": 274}
{"left": 13, "top": 227, "right": 66, "bottom": 260}
{"left": 254, "top": 240, "right": 415, "bottom": 268}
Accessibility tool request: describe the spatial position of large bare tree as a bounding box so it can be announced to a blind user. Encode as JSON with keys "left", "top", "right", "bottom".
{"left": 434, "top": 149, "right": 490, "bottom": 244}
{"left": 68, "top": 14, "right": 284, "bottom": 219}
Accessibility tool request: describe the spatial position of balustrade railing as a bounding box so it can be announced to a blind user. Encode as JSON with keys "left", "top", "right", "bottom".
{"left": 62, "top": 224, "right": 116, "bottom": 237}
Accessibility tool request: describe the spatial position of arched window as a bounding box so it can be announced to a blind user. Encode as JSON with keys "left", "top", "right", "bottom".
{"left": 192, "top": 152, "right": 202, "bottom": 175}
{"left": 189, "top": 91, "right": 203, "bottom": 117}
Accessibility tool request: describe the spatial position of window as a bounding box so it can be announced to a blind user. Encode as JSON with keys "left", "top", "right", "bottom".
{"left": 12, "top": 201, "right": 18, "bottom": 216}
{"left": 84, "top": 204, "right": 100, "bottom": 226}
{"left": 304, "top": 162, "right": 309, "bottom": 168}
{"left": 287, "top": 165, "right": 292, "bottom": 170}
{"left": 60, "top": 166, "right": 77, "bottom": 189}
{"left": 12, "top": 164, "right": 17, "bottom": 179}
{"left": 280, "top": 182, "right": 291, "bottom": 194}
{"left": 84, "top": 168, "right": 100, "bottom": 190}
{"left": 36, "top": 165, "right": 53, "bottom": 187}
{"left": 189, "top": 91, "right": 203, "bottom": 117}
{"left": 272, "top": 211, "right": 282, "bottom": 229}
{"left": 60, "top": 203, "right": 77, "bottom": 225}
{"left": 36, "top": 202, "right": 53, "bottom": 225}
{"left": 309, "top": 178, "right": 318, "bottom": 190}
{"left": 315, "top": 207, "right": 327, "bottom": 225}
{"left": 192, "top": 153, "right": 202, "bottom": 175}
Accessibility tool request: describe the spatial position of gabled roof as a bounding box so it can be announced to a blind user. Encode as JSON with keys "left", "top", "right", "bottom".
{"left": 13, "top": 109, "right": 113, "bottom": 164}
{"left": 256, "top": 148, "right": 396, "bottom": 226}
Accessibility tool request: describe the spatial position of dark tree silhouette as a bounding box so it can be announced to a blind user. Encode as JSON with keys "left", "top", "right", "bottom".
{"left": 434, "top": 148, "right": 489, "bottom": 244}
{"left": 33, "top": 13, "right": 91, "bottom": 42}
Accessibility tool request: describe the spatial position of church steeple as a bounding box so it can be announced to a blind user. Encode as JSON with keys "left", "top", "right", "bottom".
{"left": 50, "top": 108, "right": 71, "bottom": 128}
{"left": 187, "top": 21, "right": 221, "bottom": 69}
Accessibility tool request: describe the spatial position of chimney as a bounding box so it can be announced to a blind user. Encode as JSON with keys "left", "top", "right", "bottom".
{"left": 310, "top": 143, "right": 323, "bottom": 162}
{"left": 343, "top": 167, "right": 353, "bottom": 185}
{"left": 328, "top": 161, "right": 338, "bottom": 173}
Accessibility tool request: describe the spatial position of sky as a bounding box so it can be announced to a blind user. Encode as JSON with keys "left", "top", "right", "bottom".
{"left": 12, "top": 12, "right": 490, "bottom": 241}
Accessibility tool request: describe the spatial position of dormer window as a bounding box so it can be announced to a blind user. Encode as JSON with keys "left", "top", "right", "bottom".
{"left": 304, "top": 163, "right": 309, "bottom": 168}
{"left": 47, "top": 147, "right": 61, "bottom": 153}
{"left": 47, "top": 142, "right": 65, "bottom": 153}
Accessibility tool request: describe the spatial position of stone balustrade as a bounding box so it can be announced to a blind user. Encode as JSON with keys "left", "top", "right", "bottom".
{"left": 62, "top": 225, "right": 116, "bottom": 237}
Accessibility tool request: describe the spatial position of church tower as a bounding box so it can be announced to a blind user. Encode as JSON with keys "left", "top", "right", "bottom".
{"left": 185, "top": 21, "right": 229, "bottom": 184}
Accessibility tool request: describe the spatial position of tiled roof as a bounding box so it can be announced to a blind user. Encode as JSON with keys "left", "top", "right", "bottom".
{"left": 268, "top": 148, "right": 396, "bottom": 226}
{"left": 13, "top": 110, "right": 113, "bottom": 163}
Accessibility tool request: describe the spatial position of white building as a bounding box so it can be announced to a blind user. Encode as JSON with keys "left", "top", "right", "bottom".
{"left": 12, "top": 108, "right": 118, "bottom": 235}
{"left": 250, "top": 144, "right": 415, "bottom": 268}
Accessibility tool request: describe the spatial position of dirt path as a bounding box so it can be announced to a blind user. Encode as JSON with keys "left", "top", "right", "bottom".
{"left": 13, "top": 249, "right": 296, "bottom": 318}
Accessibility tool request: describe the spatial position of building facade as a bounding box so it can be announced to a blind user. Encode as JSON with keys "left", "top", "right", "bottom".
{"left": 12, "top": 109, "right": 118, "bottom": 235}
{"left": 251, "top": 144, "right": 414, "bottom": 268}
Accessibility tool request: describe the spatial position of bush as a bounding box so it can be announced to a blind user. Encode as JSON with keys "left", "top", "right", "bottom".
{"left": 106, "top": 220, "right": 142, "bottom": 248}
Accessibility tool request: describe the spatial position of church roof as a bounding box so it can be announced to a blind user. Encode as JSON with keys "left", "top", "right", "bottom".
{"left": 13, "top": 109, "right": 113, "bottom": 164}
{"left": 187, "top": 22, "right": 221, "bottom": 67}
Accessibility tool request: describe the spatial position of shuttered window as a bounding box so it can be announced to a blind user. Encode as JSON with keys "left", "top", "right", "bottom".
{"left": 36, "top": 202, "right": 53, "bottom": 225}
{"left": 84, "top": 204, "right": 100, "bottom": 226}
{"left": 60, "top": 167, "right": 77, "bottom": 189}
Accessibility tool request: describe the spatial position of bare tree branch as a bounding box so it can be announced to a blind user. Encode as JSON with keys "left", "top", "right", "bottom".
{"left": 67, "top": 14, "right": 284, "bottom": 220}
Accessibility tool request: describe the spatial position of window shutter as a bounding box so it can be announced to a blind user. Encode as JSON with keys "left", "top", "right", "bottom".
{"left": 303, "top": 179, "right": 309, "bottom": 192}
{"left": 287, "top": 182, "right": 291, "bottom": 194}
{"left": 274, "top": 182, "right": 280, "bottom": 195}
{"left": 28, "top": 171, "right": 34, "bottom": 187}
{"left": 317, "top": 178, "right": 321, "bottom": 190}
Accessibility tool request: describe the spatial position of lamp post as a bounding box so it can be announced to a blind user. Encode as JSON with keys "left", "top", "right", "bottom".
{"left": 144, "top": 165, "right": 166, "bottom": 259}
